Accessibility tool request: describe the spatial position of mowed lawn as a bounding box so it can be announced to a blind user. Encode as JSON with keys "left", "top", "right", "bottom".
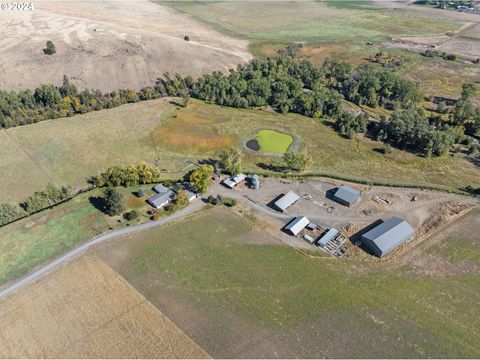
{"left": 254, "top": 130, "right": 293, "bottom": 153}
{"left": 162, "top": 1, "right": 461, "bottom": 45}
{"left": 0, "top": 192, "right": 109, "bottom": 286}
{"left": 96, "top": 208, "right": 480, "bottom": 358}
{"left": 0, "top": 99, "right": 174, "bottom": 203}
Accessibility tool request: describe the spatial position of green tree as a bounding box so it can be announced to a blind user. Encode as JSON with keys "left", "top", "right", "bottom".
{"left": 189, "top": 165, "right": 213, "bottom": 194}
{"left": 43, "top": 40, "right": 56, "bottom": 55}
{"left": 219, "top": 147, "right": 242, "bottom": 174}
{"left": 104, "top": 187, "right": 125, "bottom": 216}
{"left": 283, "top": 152, "right": 311, "bottom": 172}
{"left": 175, "top": 189, "right": 190, "bottom": 208}
{"left": 0, "top": 203, "right": 24, "bottom": 226}
{"left": 461, "top": 82, "right": 477, "bottom": 101}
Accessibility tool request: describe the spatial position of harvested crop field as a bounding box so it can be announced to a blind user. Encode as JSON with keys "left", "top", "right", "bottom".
{"left": 0, "top": 0, "right": 250, "bottom": 92}
{"left": 95, "top": 207, "right": 480, "bottom": 358}
{"left": 0, "top": 255, "right": 209, "bottom": 358}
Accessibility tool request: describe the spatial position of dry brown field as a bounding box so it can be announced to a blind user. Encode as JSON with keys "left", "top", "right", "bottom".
{"left": 0, "top": 255, "right": 210, "bottom": 359}
{"left": 0, "top": 0, "right": 250, "bottom": 92}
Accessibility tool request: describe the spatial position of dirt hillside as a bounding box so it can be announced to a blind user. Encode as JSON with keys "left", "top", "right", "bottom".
{"left": 0, "top": 0, "right": 251, "bottom": 92}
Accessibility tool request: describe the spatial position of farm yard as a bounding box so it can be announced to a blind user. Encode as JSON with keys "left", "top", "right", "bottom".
{"left": 0, "top": 255, "right": 209, "bottom": 358}
{"left": 0, "top": 1, "right": 479, "bottom": 357}
{"left": 93, "top": 206, "right": 480, "bottom": 358}
{"left": 2, "top": 98, "right": 480, "bottom": 205}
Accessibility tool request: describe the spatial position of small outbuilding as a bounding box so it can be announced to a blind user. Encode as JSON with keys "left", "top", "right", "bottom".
{"left": 223, "top": 173, "right": 247, "bottom": 189}
{"left": 361, "top": 217, "right": 414, "bottom": 257}
{"left": 317, "top": 228, "right": 339, "bottom": 246}
{"left": 284, "top": 216, "right": 310, "bottom": 236}
{"left": 274, "top": 191, "right": 300, "bottom": 212}
{"left": 333, "top": 186, "right": 360, "bottom": 207}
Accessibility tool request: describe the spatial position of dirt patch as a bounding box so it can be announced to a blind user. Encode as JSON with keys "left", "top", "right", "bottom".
{"left": 0, "top": 0, "right": 251, "bottom": 92}
{"left": 300, "top": 44, "right": 369, "bottom": 66}
{"left": 153, "top": 104, "right": 235, "bottom": 153}
{"left": 0, "top": 255, "right": 209, "bottom": 358}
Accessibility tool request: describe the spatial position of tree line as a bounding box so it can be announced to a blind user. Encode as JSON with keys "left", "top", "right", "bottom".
{"left": 1, "top": 55, "right": 419, "bottom": 128}
{"left": 0, "top": 184, "right": 71, "bottom": 226}
{"left": 2, "top": 52, "right": 478, "bottom": 158}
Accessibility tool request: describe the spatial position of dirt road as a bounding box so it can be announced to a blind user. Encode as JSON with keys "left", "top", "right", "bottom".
{"left": 0, "top": 198, "right": 205, "bottom": 300}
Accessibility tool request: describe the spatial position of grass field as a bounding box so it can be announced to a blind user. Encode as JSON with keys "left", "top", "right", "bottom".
{"left": 426, "top": 208, "right": 480, "bottom": 267}
{"left": 2, "top": 99, "right": 479, "bottom": 204}
{"left": 165, "top": 100, "right": 480, "bottom": 190}
{"left": 96, "top": 207, "right": 480, "bottom": 358}
{"left": 0, "top": 99, "right": 177, "bottom": 203}
{"left": 161, "top": 1, "right": 461, "bottom": 46}
{"left": 0, "top": 255, "right": 209, "bottom": 358}
{"left": 0, "top": 191, "right": 110, "bottom": 286}
{"left": 253, "top": 129, "right": 293, "bottom": 153}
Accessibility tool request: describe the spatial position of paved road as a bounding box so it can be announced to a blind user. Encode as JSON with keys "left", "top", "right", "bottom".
{"left": 0, "top": 199, "right": 204, "bottom": 301}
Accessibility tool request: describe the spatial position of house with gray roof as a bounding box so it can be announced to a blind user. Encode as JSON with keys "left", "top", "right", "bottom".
{"left": 147, "top": 190, "right": 175, "bottom": 209}
{"left": 274, "top": 191, "right": 300, "bottom": 212}
{"left": 154, "top": 184, "right": 171, "bottom": 194}
{"left": 284, "top": 216, "right": 310, "bottom": 236}
{"left": 333, "top": 185, "right": 360, "bottom": 207}
{"left": 361, "top": 217, "right": 414, "bottom": 257}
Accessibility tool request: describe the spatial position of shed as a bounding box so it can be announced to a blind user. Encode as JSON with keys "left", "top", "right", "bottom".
{"left": 232, "top": 173, "right": 246, "bottom": 186}
{"left": 361, "top": 217, "right": 414, "bottom": 257}
{"left": 317, "top": 228, "right": 339, "bottom": 246}
{"left": 223, "top": 173, "right": 246, "bottom": 189}
{"left": 223, "top": 178, "right": 236, "bottom": 188}
{"left": 284, "top": 216, "right": 310, "bottom": 236}
{"left": 303, "top": 234, "right": 315, "bottom": 244}
{"left": 147, "top": 190, "right": 174, "bottom": 209}
{"left": 306, "top": 223, "right": 317, "bottom": 231}
{"left": 274, "top": 191, "right": 300, "bottom": 212}
{"left": 333, "top": 186, "right": 360, "bottom": 207}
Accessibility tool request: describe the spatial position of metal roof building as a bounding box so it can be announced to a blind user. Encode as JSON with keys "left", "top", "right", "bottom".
{"left": 147, "top": 190, "right": 175, "bottom": 209}
{"left": 333, "top": 186, "right": 360, "bottom": 207}
{"left": 274, "top": 191, "right": 300, "bottom": 212}
{"left": 317, "top": 228, "right": 339, "bottom": 246}
{"left": 223, "top": 173, "right": 246, "bottom": 189}
{"left": 184, "top": 189, "right": 197, "bottom": 202}
{"left": 284, "top": 216, "right": 310, "bottom": 236}
{"left": 361, "top": 217, "right": 414, "bottom": 257}
{"left": 153, "top": 184, "right": 170, "bottom": 194}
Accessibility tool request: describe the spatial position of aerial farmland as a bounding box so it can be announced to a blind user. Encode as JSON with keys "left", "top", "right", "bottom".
{"left": 0, "top": 0, "right": 479, "bottom": 358}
